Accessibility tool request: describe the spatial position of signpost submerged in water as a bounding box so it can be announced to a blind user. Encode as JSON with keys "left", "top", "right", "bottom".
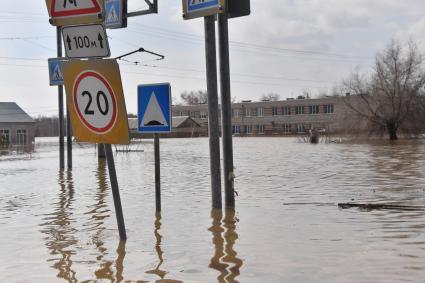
{"left": 138, "top": 83, "right": 172, "bottom": 212}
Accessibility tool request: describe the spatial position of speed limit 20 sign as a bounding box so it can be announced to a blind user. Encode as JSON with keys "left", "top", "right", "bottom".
{"left": 62, "top": 59, "right": 130, "bottom": 144}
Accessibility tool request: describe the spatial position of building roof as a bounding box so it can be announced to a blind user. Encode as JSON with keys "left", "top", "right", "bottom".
{"left": 0, "top": 102, "right": 35, "bottom": 123}
{"left": 172, "top": 116, "right": 200, "bottom": 128}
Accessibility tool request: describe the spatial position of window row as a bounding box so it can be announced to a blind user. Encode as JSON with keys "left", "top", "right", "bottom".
{"left": 0, "top": 129, "right": 27, "bottom": 146}
{"left": 173, "top": 104, "right": 334, "bottom": 119}
{"left": 231, "top": 124, "right": 315, "bottom": 134}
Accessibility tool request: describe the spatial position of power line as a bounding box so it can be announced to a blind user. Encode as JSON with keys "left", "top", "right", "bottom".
{"left": 129, "top": 22, "right": 373, "bottom": 61}
{"left": 0, "top": 57, "right": 336, "bottom": 85}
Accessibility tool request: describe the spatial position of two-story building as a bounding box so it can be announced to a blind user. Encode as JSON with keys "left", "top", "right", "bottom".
{"left": 172, "top": 96, "right": 351, "bottom": 136}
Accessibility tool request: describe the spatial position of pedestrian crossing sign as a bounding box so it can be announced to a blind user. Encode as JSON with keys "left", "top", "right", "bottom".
{"left": 105, "top": 0, "right": 127, "bottom": 29}
{"left": 138, "top": 83, "right": 172, "bottom": 133}
{"left": 48, "top": 58, "right": 65, "bottom": 86}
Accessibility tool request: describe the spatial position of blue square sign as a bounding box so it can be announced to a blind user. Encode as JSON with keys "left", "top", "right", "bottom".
{"left": 138, "top": 83, "right": 172, "bottom": 133}
{"left": 105, "top": 0, "right": 126, "bottom": 29}
{"left": 48, "top": 58, "right": 64, "bottom": 86}
{"left": 187, "top": 0, "right": 220, "bottom": 12}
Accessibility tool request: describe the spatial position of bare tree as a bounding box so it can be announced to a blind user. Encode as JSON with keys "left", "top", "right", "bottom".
{"left": 180, "top": 90, "right": 208, "bottom": 105}
{"left": 260, "top": 92, "right": 281, "bottom": 101}
{"left": 343, "top": 40, "right": 425, "bottom": 140}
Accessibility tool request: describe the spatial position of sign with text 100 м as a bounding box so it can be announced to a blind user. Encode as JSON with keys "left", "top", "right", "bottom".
{"left": 62, "top": 59, "right": 130, "bottom": 144}
{"left": 62, "top": 24, "right": 110, "bottom": 59}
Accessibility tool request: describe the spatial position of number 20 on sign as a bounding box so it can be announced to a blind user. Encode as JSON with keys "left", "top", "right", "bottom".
{"left": 62, "top": 59, "right": 130, "bottom": 144}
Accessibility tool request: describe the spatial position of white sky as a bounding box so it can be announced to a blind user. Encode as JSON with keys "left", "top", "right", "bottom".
{"left": 1, "top": 0, "right": 425, "bottom": 116}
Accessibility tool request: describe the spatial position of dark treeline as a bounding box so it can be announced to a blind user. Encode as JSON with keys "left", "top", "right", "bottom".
{"left": 34, "top": 116, "right": 66, "bottom": 137}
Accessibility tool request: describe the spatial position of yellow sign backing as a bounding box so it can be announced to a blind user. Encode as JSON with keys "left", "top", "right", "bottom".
{"left": 62, "top": 59, "right": 130, "bottom": 145}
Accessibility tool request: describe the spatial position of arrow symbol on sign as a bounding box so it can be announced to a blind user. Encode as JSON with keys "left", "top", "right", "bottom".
{"left": 98, "top": 33, "right": 104, "bottom": 49}
{"left": 66, "top": 35, "right": 72, "bottom": 50}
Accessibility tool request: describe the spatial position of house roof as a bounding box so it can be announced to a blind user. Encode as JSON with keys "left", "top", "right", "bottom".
{"left": 0, "top": 102, "right": 35, "bottom": 123}
{"left": 173, "top": 116, "right": 200, "bottom": 128}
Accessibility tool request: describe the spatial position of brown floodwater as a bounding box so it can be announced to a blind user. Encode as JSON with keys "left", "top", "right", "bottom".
{"left": 1, "top": 137, "right": 425, "bottom": 282}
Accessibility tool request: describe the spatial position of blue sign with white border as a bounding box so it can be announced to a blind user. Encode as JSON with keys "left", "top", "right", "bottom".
{"left": 187, "top": 0, "right": 219, "bottom": 12}
{"left": 183, "top": 0, "right": 223, "bottom": 19}
{"left": 48, "top": 58, "right": 64, "bottom": 86}
{"left": 138, "top": 83, "right": 172, "bottom": 133}
{"left": 105, "top": 0, "right": 126, "bottom": 29}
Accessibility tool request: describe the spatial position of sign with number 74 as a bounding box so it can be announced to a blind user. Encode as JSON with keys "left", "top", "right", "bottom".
{"left": 62, "top": 59, "right": 130, "bottom": 145}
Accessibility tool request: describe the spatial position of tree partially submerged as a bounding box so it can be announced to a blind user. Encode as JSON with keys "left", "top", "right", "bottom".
{"left": 343, "top": 40, "right": 425, "bottom": 140}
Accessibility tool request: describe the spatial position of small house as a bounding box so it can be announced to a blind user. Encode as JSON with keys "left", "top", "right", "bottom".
{"left": 0, "top": 102, "right": 35, "bottom": 151}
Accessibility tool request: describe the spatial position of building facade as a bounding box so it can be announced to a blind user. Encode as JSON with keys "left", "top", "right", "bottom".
{"left": 172, "top": 96, "right": 350, "bottom": 136}
{"left": 0, "top": 102, "right": 35, "bottom": 150}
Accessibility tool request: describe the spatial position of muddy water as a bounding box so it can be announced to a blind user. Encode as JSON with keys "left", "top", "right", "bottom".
{"left": 1, "top": 137, "right": 425, "bottom": 282}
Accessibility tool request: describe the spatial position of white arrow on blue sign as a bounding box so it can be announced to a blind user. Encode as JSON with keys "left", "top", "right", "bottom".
{"left": 48, "top": 58, "right": 65, "bottom": 86}
{"left": 138, "top": 83, "right": 172, "bottom": 133}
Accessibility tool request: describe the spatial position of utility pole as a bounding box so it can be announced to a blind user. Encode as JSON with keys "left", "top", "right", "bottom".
{"left": 218, "top": 5, "right": 235, "bottom": 208}
{"left": 204, "top": 15, "right": 222, "bottom": 209}
{"left": 57, "top": 27, "right": 65, "bottom": 170}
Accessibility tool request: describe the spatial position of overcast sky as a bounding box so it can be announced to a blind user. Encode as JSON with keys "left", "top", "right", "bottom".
{"left": 1, "top": 0, "right": 425, "bottom": 116}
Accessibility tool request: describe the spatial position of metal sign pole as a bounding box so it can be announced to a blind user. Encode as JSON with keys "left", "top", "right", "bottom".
{"left": 67, "top": 108, "right": 72, "bottom": 169}
{"left": 204, "top": 15, "right": 222, "bottom": 209}
{"left": 57, "top": 27, "right": 65, "bottom": 170}
{"left": 154, "top": 133, "right": 161, "bottom": 212}
{"left": 218, "top": 6, "right": 235, "bottom": 208}
{"left": 104, "top": 143, "right": 127, "bottom": 240}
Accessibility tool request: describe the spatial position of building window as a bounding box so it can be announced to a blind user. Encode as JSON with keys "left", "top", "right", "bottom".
{"left": 272, "top": 107, "right": 278, "bottom": 116}
{"left": 295, "top": 106, "right": 304, "bottom": 115}
{"left": 309, "top": 105, "right": 319, "bottom": 114}
{"left": 0, "top": 129, "right": 10, "bottom": 146}
{"left": 200, "top": 111, "right": 207, "bottom": 119}
{"left": 283, "top": 124, "right": 292, "bottom": 134}
{"left": 232, "top": 109, "right": 240, "bottom": 118}
{"left": 244, "top": 125, "right": 252, "bottom": 134}
{"left": 282, "top": 106, "right": 291, "bottom": 115}
{"left": 257, "top": 107, "right": 264, "bottom": 117}
{"left": 324, "top": 104, "right": 334, "bottom": 113}
{"left": 16, "top": 129, "right": 27, "bottom": 145}
{"left": 296, "top": 124, "right": 304, "bottom": 133}
{"left": 232, "top": 125, "right": 241, "bottom": 134}
{"left": 245, "top": 108, "right": 251, "bottom": 117}
{"left": 256, "top": 124, "right": 264, "bottom": 134}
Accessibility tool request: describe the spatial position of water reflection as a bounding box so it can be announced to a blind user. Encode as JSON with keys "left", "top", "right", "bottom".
{"left": 209, "top": 209, "right": 243, "bottom": 283}
{"left": 146, "top": 212, "right": 168, "bottom": 280}
{"left": 40, "top": 170, "right": 78, "bottom": 282}
{"left": 91, "top": 158, "right": 123, "bottom": 281}
{"left": 92, "top": 240, "right": 127, "bottom": 282}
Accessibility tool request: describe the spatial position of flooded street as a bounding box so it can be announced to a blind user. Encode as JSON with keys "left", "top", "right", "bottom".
{"left": 1, "top": 137, "right": 425, "bottom": 282}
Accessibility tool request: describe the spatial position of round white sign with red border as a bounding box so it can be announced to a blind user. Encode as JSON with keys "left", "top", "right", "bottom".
{"left": 73, "top": 70, "right": 117, "bottom": 134}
